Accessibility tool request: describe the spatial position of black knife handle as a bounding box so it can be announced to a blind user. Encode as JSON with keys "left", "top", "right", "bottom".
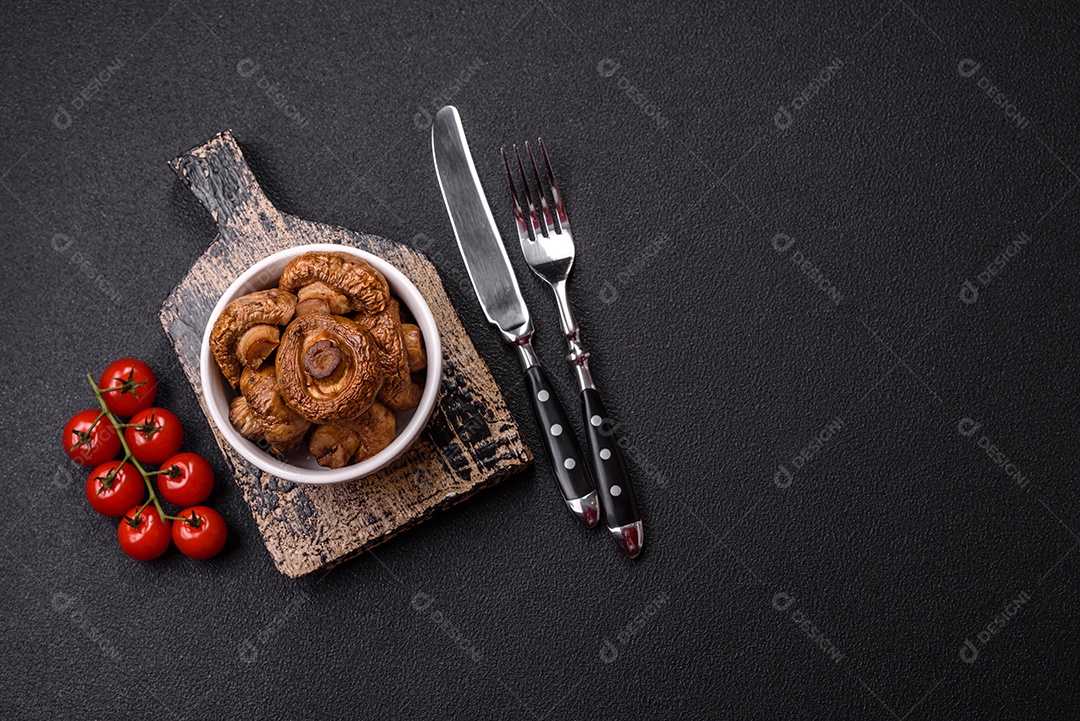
{"left": 581, "top": 387, "right": 640, "bottom": 529}
{"left": 524, "top": 365, "right": 595, "bottom": 505}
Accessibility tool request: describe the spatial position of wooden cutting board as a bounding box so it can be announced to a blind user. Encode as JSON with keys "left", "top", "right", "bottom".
{"left": 160, "top": 130, "right": 531, "bottom": 577}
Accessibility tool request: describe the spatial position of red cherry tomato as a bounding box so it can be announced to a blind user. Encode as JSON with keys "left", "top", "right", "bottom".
{"left": 84, "top": 461, "right": 145, "bottom": 517}
{"left": 117, "top": 506, "right": 171, "bottom": 561}
{"left": 157, "top": 453, "right": 214, "bottom": 506}
{"left": 99, "top": 359, "right": 158, "bottom": 417}
{"left": 172, "top": 506, "right": 227, "bottom": 560}
{"left": 125, "top": 408, "right": 184, "bottom": 465}
{"left": 63, "top": 409, "right": 122, "bottom": 467}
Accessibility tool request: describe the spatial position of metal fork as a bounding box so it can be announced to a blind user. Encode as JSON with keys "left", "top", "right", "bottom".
{"left": 501, "top": 140, "right": 643, "bottom": 558}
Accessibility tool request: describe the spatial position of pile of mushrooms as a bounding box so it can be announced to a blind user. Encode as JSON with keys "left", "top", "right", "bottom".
{"left": 209, "top": 252, "right": 426, "bottom": 469}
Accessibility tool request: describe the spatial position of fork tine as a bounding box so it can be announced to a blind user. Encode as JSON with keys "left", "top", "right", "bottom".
{"left": 538, "top": 138, "right": 568, "bottom": 228}
{"left": 501, "top": 147, "right": 530, "bottom": 242}
{"left": 525, "top": 141, "right": 557, "bottom": 236}
{"left": 513, "top": 145, "right": 544, "bottom": 239}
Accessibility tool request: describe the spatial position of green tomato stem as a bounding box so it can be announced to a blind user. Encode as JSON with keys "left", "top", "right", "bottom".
{"left": 86, "top": 374, "right": 167, "bottom": 520}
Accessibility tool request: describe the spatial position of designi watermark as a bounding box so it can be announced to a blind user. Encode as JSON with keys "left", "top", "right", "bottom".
{"left": 958, "top": 231, "right": 1031, "bottom": 305}
{"left": 774, "top": 57, "right": 844, "bottom": 131}
{"left": 52, "top": 591, "right": 121, "bottom": 662}
{"left": 53, "top": 57, "right": 125, "bottom": 130}
{"left": 412, "top": 58, "right": 486, "bottom": 130}
{"left": 957, "top": 417, "right": 1031, "bottom": 491}
{"left": 773, "top": 417, "right": 845, "bottom": 489}
{"left": 51, "top": 464, "right": 76, "bottom": 490}
{"left": 50, "top": 233, "right": 124, "bottom": 306}
{"left": 957, "top": 59, "right": 1031, "bottom": 131}
{"left": 594, "top": 416, "right": 668, "bottom": 490}
{"left": 772, "top": 591, "right": 844, "bottom": 663}
{"left": 959, "top": 590, "right": 1031, "bottom": 664}
{"left": 237, "top": 58, "right": 312, "bottom": 131}
{"left": 599, "top": 233, "right": 673, "bottom": 305}
{"left": 239, "top": 590, "right": 311, "bottom": 663}
{"left": 771, "top": 233, "right": 842, "bottom": 306}
{"left": 597, "top": 59, "right": 671, "bottom": 131}
{"left": 411, "top": 591, "right": 482, "bottom": 662}
{"left": 599, "top": 591, "right": 670, "bottom": 663}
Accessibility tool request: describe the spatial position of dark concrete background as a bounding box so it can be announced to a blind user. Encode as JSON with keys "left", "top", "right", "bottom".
{"left": 2, "top": 1, "right": 1078, "bottom": 718}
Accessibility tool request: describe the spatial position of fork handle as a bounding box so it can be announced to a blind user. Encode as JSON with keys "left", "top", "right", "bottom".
{"left": 581, "top": 387, "right": 643, "bottom": 556}
{"left": 523, "top": 365, "right": 598, "bottom": 527}
{"left": 549, "top": 281, "right": 644, "bottom": 556}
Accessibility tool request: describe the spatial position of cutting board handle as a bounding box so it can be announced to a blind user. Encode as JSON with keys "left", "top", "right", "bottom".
{"left": 171, "top": 130, "right": 281, "bottom": 229}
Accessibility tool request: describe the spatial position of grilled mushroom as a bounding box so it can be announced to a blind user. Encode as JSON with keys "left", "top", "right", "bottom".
{"left": 353, "top": 299, "right": 423, "bottom": 412}
{"left": 307, "top": 423, "right": 361, "bottom": 469}
{"left": 275, "top": 313, "right": 383, "bottom": 424}
{"left": 295, "top": 281, "right": 350, "bottom": 317}
{"left": 308, "top": 401, "right": 396, "bottom": 469}
{"left": 228, "top": 396, "right": 264, "bottom": 441}
{"left": 278, "top": 252, "right": 390, "bottom": 314}
{"left": 209, "top": 289, "right": 297, "bottom": 387}
{"left": 401, "top": 323, "right": 426, "bottom": 372}
{"left": 349, "top": 400, "right": 396, "bottom": 462}
{"left": 238, "top": 366, "right": 311, "bottom": 456}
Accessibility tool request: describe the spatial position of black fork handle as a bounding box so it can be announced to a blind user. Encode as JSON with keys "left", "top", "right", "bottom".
{"left": 580, "top": 387, "right": 641, "bottom": 529}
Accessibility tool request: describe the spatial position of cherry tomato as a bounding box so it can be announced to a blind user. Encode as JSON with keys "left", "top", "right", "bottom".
{"left": 84, "top": 461, "right": 145, "bottom": 517}
{"left": 117, "top": 506, "right": 171, "bottom": 561}
{"left": 157, "top": 452, "right": 214, "bottom": 506}
{"left": 125, "top": 408, "right": 184, "bottom": 465}
{"left": 172, "top": 506, "right": 227, "bottom": 560}
{"left": 99, "top": 359, "right": 158, "bottom": 417}
{"left": 63, "top": 409, "right": 122, "bottom": 467}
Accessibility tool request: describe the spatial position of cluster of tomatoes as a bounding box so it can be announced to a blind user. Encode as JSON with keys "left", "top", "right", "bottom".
{"left": 62, "top": 358, "right": 228, "bottom": 562}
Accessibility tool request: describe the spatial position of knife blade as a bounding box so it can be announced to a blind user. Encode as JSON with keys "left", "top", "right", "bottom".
{"left": 432, "top": 107, "right": 530, "bottom": 343}
{"left": 432, "top": 105, "right": 599, "bottom": 529}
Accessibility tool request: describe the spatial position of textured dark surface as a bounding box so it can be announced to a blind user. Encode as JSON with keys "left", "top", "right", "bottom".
{"left": 1, "top": 1, "right": 1078, "bottom": 719}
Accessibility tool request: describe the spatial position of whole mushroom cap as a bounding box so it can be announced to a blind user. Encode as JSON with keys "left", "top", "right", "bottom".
{"left": 279, "top": 252, "right": 390, "bottom": 315}
{"left": 275, "top": 313, "right": 384, "bottom": 424}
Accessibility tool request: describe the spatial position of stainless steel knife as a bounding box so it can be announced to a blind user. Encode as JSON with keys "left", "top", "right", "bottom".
{"left": 432, "top": 105, "right": 599, "bottom": 529}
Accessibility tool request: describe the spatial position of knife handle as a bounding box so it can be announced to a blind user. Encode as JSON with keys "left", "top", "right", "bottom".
{"left": 523, "top": 365, "right": 597, "bottom": 526}
{"left": 581, "top": 387, "right": 643, "bottom": 555}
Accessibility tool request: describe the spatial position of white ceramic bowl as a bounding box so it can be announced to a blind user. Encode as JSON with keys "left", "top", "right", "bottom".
{"left": 199, "top": 243, "right": 442, "bottom": 484}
